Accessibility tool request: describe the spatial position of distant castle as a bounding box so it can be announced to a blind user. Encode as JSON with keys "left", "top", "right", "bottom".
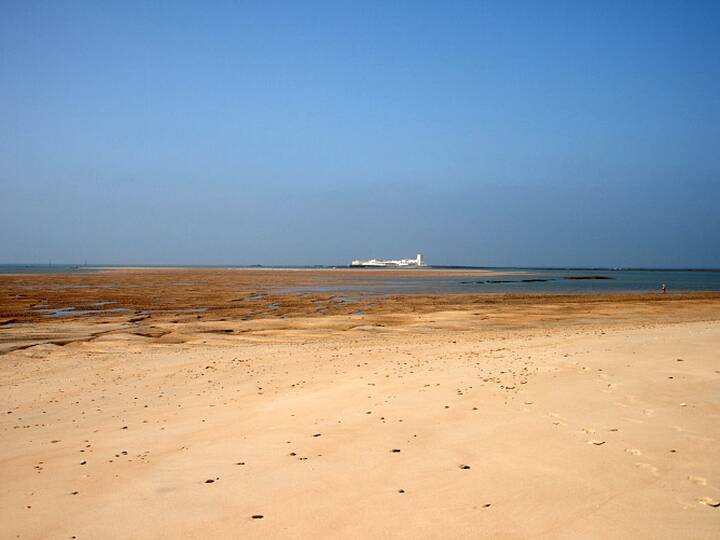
{"left": 350, "top": 253, "right": 425, "bottom": 268}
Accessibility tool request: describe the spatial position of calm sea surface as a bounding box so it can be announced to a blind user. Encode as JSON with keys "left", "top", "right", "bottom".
{"left": 283, "top": 268, "right": 720, "bottom": 294}
{"left": 1, "top": 265, "right": 719, "bottom": 294}
{"left": 0, "top": 265, "right": 91, "bottom": 274}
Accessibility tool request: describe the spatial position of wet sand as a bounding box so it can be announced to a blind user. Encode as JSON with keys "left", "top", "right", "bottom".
{"left": 1, "top": 269, "right": 719, "bottom": 538}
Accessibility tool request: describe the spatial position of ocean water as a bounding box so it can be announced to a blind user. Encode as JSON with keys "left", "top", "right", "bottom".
{"left": 0, "top": 265, "right": 93, "bottom": 274}
{"left": 282, "top": 269, "right": 720, "bottom": 294}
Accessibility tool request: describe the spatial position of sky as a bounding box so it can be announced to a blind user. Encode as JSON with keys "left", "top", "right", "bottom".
{"left": 1, "top": 1, "right": 719, "bottom": 267}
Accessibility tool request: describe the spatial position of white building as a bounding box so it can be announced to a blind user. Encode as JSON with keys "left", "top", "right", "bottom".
{"left": 351, "top": 253, "right": 425, "bottom": 267}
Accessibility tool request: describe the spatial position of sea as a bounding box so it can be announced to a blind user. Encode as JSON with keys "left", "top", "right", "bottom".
{"left": 287, "top": 268, "right": 720, "bottom": 295}
{"left": 1, "top": 265, "right": 719, "bottom": 294}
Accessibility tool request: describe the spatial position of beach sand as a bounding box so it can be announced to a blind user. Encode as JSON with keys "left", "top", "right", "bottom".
{"left": 1, "top": 270, "right": 719, "bottom": 538}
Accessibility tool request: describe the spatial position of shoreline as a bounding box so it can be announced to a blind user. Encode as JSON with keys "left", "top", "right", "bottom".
{"left": 2, "top": 287, "right": 720, "bottom": 355}
{"left": 2, "top": 268, "right": 720, "bottom": 326}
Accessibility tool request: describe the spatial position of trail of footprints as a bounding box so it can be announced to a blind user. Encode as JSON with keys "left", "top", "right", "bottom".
{"left": 545, "top": 352, "right": 718, "bottom": 510}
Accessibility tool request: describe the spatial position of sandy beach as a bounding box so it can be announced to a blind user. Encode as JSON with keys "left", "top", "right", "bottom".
{"left": 1, "top": 269, "right": 719, "bottom": 539}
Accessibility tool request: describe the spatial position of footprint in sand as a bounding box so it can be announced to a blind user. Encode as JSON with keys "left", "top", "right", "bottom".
{"left": 615, "top": 402, "right": 629, "bottom": 409}
{"left": 635, "top": 463, "right": 659, "bottom": 476}
{"left": 688, "top": 475, "right": 707, "bottom": 486}
{"left": 624, "top": 448, "right": 642, "bottom": 456}
{"left": 699, "top": 497, "right": 720, "bottom": 508}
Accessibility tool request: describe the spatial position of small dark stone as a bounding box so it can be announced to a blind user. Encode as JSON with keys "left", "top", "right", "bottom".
{"left": 398, "top": 489, "right": 405, "bottom": 493}
{"left": 391, "top": 449, "right": 401, "bottom": 453}
{"left": 80, "top": 460, "right": 87, "bottom": 465}
{"left": 252, "top": 514, "right": 264, "bottom": 519}
{"left": 459, "top": 464, "right": 471, "bottom": 470}
{"left": 312, "top": 433, "right": 321, "bottom": 437}
{"left": 205, "top": 479, "right": 215, "bottom": 483}
{"left": 483, "top": 503, "right": 491, "bottom": 508}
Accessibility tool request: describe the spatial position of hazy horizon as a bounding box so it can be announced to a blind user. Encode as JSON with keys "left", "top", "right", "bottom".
{"left": 3, "top": 262, "right": 720, "bottom": 271}
{"left": 2, "top": 1, "right": 719, "bottom": 268}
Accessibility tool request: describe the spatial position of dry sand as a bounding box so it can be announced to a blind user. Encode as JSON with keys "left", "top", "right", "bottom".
{"left": 1, "top": 270, "right": 719, "bottom": 539}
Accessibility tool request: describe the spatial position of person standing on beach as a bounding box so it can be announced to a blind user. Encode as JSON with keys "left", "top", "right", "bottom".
{"left": 661, "top": 283, "right": 667, "bottom": 293}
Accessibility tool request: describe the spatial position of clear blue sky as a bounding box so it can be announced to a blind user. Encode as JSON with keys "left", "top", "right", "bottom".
{"left": 1, "top": 1, "right": 719, "bottom": 267}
